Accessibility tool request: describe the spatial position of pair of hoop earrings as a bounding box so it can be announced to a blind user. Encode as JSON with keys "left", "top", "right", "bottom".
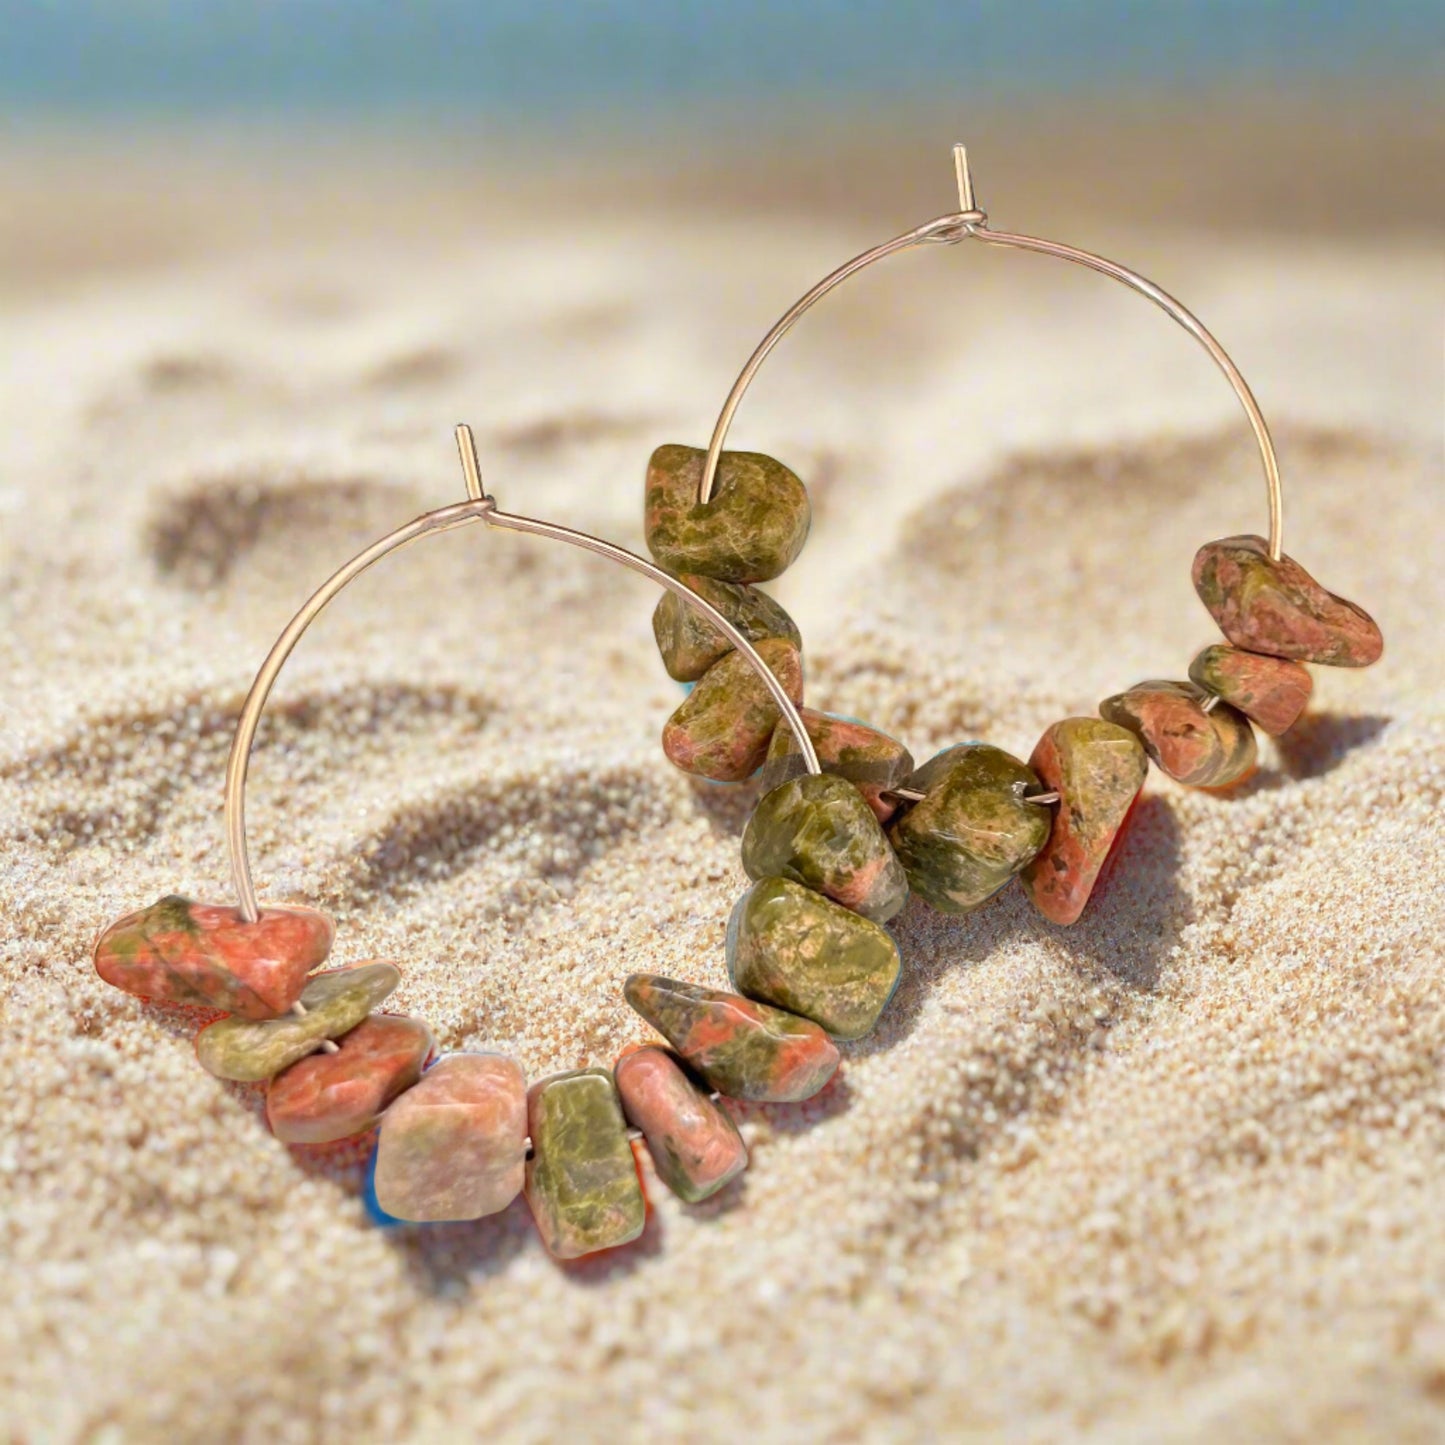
{"left": 92, "top": 148, "right": 1382, "bottom": 1260}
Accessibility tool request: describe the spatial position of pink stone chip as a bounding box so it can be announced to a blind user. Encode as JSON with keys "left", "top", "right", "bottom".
{"left": 372, "top": 1053, "right": 529, "bottom": 1223}
{"left": 760, "top": 708, "right": 915, "bottom": 823}
{"left": 1188, "top": 644, "right": 1313, "bottom": 736}
{"left": 93, "top": 895, "right": 334, "bottom": 1019}
{"left": 1192, "top": 534, "right": 1383, "bottom": 668}
{"left": 661, "top": 638, "right": 804, "bottom": 782}
{"left": 266, "top": 1014, "right": 434, "bottom": 1145}
{"left": 1020, "top": 719, "right": 1148, "bottom": 926}
{"left": 1100, "top": 681, "right": 1257, "bottom": 789}
{"left": 616, "top": 1046, "right": 748, "bottom": 1203}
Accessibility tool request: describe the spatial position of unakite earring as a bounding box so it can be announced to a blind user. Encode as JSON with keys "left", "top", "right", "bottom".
{"left": 640, "top": 145, "right": 1383, "bottom": 925}
{"left": 94, "top": 426, "right": 896, "bottom": 1259}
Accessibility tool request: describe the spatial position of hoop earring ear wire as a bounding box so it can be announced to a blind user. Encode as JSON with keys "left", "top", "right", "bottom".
{"left": 223, "top": 424, "right": 821, "bottom": 925}
{"left": 698, "top": 143, "right": 1284, "bottom": 560}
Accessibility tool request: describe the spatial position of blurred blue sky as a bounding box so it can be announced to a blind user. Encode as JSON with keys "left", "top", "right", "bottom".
{"left": 4, "top": 1, "right": 1441, "bottom": 119}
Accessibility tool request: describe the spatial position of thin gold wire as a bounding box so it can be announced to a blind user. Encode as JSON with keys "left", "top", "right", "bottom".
{"left": 698, "top": 144, "right": 1285, "bottom": 562}
{"left": 224, "top": 425, "right": 821, "bottom": 925}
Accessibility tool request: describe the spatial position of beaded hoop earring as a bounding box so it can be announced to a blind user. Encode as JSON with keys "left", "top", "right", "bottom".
{"left": 92, "top": 427, "right": 844, "bottom": 1259}
{"left": 641, "top": 145, "right": 1383, "bottom": 930}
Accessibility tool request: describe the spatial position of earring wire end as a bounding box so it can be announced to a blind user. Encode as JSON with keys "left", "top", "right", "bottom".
{"left": 952, "top": 143, "right": 976, "bottom": 213}
{"left": 454, "top": 423, "right": 492, "bottom": 505}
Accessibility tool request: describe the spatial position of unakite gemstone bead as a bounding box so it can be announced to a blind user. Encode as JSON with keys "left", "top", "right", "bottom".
{"left": 195, "top": 962, "right": 401, "bottom": 1082}
{"left": 741, "top": 774, "right": 909, "bottom": 923}
{"left": 1019, "top": 719, "right": 1148, "bottom": 926}
{"left": 760, "top": 708, "right": 915, "bottom": 822}
{"left": 726, "top": 877, "right": 902, "bottom": 1040}
{"left": 888, "top": 744, "right": 1051, "bottom": 914}
{"left": 266, "top": 1013, "right": 433, "bottom": 1145}
{"left": 1192, "top": 534, "right": 1383, "bottom": 667}
{"left": 93, "top": 895, "right": 334, "bottom": 1019}
{"left": 624, "top": 973, "right": 840, "bottom": 1102}
{"left": 662, "top": 637, "right": 803, "bottom": 782}
{"left": 524, "top": 1068, "right": 646, "bottom": 1260}
{"left": 1188, "top": 644, "right": 1313, "bottom": 735}
{"left": 652, "top": 573, "right": 802, "bottom": 682}
{"left": 373, "top": 1053, "right": 529, "bottom": 1222}
{"left": 615, "top": 1046, "right": 747, "bottom": 1203}
{"left": 644, "top": 443, "right": 811, "bottom": 584}
{"left": 1100, "top": 680, "right": 1257, "bottom": 788}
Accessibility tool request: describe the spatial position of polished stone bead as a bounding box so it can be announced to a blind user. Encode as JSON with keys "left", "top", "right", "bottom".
{"left": 525, "top": 1068, "right": 646, "bottom": 1260}
{"left": 644, "top": 443, "right": 811, "bottom": 584}
{"left": 760, "top": 708, "right": 915, "bottom": 822}
{"left": 652, "top": 573, "right": 802, "bottom": 682}
{"left": 615, "top": 1046, "right": 747, "bottom": 1203}
{"left": 1188, "top": 644, "right": 1313, "bottom": 736}
{"left": 1020, "top": 719, "right": 1148, "bottom": 926}
{"left": 266, "top": 1014, "right": 433, "bottom": 1145}
{"left": 1192, "top": 534, "right": 1383, "bottom": 667}
{"left": 624, "top": 973, "right": 840, "bottom": 1102}
{"left": 662, "top": 637, "right": 803, "bottom": 781}
{"left": 195, "top": 962, "right": 401, "bottom": 1082}
{"left": 726, "top": 877, "right": 902, "bottom": 1040}
{"left": 741, "top": 774, "right": 909, "bottom": 923}
{"left": 1100, "top": 680, "right": 1257, "bottom": 788}
{"left": 887, "top": 744, "right": 1051, "bottom": 914}
{"left": 93, "top": 895, "right": 334, "bottom": 1019}
{"left": 372, "top": 1053, "right": 529, "bottom": 1223}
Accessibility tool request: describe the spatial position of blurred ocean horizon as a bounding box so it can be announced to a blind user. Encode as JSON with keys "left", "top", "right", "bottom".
{"left": 3, "top": 0, "right": 1441, "bottom": 293}
{"left": 5, "top": 1, "right": 1442, "bottom": 120}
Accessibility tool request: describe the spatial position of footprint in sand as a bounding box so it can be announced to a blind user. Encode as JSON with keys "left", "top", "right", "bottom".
{"left": 894, "top": 424, "right": 1401, "bottom": 647}
{"left": 140, "top": 466, "right": 622, "bottom": 626}
{"left": 322, "top": 759, "right": 669, "bottom": 916}
{"left": 2, "top": 683, "right": 495, "bottom": 854}
{"left": 144, "top": 474, "right": 420, "bottom": 591}
{"left": 359, "top": 346, "right": 466, "bottom": 391}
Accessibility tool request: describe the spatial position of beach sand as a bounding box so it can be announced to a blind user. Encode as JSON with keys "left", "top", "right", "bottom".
{"left": 1, "top": 112, "right": 1442, "bottom": 1442}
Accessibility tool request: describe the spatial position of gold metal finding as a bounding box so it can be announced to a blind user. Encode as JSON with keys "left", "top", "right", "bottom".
{"left": 289, "top": 999, "right": 341, "bottom": 1055}
{"left": 223, "top": 431, "right": 822, "bottom": 924}
{"left": 455, "top": 423, "right": 490, "bottom": 504}
{"left": 887, "top": 785, "right": 1060, "bottom": 807}
{"left": 697, "top": 144, "right": 1285, "bottom": 563}
{"left": 953, "top": 143, "right": 976, "bottom": 213}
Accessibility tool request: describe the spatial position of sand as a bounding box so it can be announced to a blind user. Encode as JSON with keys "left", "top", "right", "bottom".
{"left": 1, "top": 122, "right": 1442, "bottom": 1443}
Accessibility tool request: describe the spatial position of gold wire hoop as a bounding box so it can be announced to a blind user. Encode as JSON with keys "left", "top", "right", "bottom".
{"left": 698, "top": 145, "right": 1285, "bottom": 562}
{"left": 223, "top": 425, "right": 822, "bottom": 925}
